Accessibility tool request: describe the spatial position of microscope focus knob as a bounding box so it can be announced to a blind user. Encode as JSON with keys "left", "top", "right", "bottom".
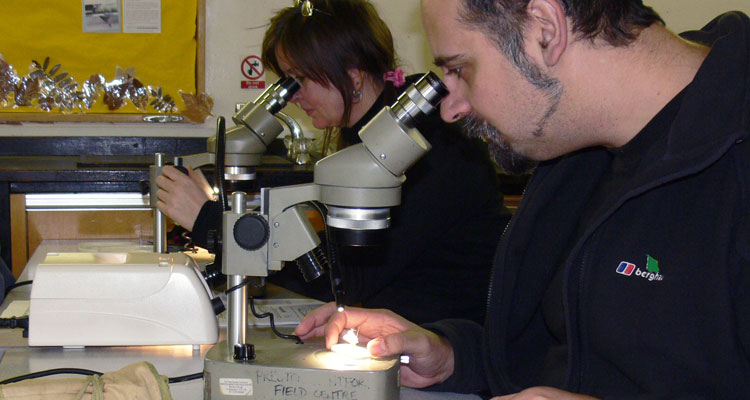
{"left": 233, "top": 214, "right": 269, "bottom": 251}
{"left": 205, "top": 229, "right": 222, "bottom": 253}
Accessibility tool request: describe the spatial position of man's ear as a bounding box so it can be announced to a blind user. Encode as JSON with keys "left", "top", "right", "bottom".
{"left": 347, "top": 69, "right": 365, "bottom": 90}
{"left": 527, "top": 0, "right": 568, "bottom": 66}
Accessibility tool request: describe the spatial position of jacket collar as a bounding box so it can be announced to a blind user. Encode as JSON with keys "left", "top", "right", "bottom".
{"left": 662, "top": 11, "right": 750, "bottom": 166}
{"left": 562, "top": 12, "right": 750, "bottom": 199}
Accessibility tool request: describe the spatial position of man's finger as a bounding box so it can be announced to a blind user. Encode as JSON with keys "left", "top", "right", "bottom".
{"left": 324, "top": 309, "right": 350, "bottom": 349}
{"left": 367, "top": 333, "right": 406, "bottom": 357}
{"left": 294, "top": 303, "right": 336, "bottom": 337}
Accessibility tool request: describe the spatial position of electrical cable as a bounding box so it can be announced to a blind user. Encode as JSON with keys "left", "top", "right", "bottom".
{"left": 305, "top": 201, "right": 344, "bottom": 309}
{"left": 248, "top": 296, "right": 303, "bottom": 344}
{"left": 222, "top": 277, "right": 302, "bottom": 344}
{"left": 0, "top": 368, "right": 102, "bottom": 385}
{"left": 224, "top": 277, "right": 252, "bottom": 294}
{"left": 167, "top": 372, "right": 204, "bottom": 384}
{"left": 0, "top": 367, "right": 204, "bottom": 386}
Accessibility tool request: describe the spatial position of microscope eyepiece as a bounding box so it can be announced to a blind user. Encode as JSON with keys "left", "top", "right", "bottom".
{"left": 232, "top": 77, "right": 301, "bottom": 128}
{"left": 391, "top": 71, "right": 448, "bottom": 129}
{"left": 261, "top": 77, "right": 301, "bottom": 115}
{"left": 278, "top": 76, "right": 301, "bottom": 94}
{"left": 416, "top": 70, "right": 449, "bottom": 105}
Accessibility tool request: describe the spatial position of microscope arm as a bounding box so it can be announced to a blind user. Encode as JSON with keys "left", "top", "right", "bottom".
{"left": 263, "top": 183, "right": 322, "bottom": 271}
{"left": 276, "top": 111, "right": 303, "bottom": 140}
{"left": 176, "top": 152, "right": 216, "bottom": 170}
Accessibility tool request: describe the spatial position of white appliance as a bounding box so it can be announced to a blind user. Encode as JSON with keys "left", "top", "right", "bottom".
{"left": 28, "top": 251, "right": 220, "bottom": 347}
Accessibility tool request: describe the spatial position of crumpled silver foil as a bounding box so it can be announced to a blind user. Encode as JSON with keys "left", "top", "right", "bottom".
{"left": 149, "top": 85, "right": 177, "bottom": 113}
{"left": 0, "top": 54, "right": 20, "bottom": 108}
{"left": 30, "top": 57, "right": 84, "bottom": 113}
{"left": 82, "top": 74, "right": 105, "bottom": 109}
{"left": 1, "top": 57, "right": 184, "bottom": 115}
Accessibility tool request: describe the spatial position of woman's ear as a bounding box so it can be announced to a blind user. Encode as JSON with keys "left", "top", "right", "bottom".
{"left": 347, "top": 68, "right": 365, "bottom": 90}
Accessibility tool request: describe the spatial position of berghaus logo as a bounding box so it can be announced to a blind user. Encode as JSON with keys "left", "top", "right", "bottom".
{"left": 616, "top": 254, "right": 664, "bottom": 281}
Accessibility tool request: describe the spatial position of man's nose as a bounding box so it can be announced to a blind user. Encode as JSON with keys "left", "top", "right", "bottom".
{"left": 439, "top": 92, "right": 471, "bottom": 123}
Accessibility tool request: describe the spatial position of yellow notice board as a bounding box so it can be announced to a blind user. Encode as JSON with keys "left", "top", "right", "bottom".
{"left": 0, "top": 0, "right": 205, "bottom": 122}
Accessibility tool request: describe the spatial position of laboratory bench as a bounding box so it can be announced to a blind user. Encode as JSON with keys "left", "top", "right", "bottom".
{"left": 0, "top": 239, "right": 481, "bottom": 400}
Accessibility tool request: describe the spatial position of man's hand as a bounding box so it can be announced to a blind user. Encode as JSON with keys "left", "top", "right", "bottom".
{"left": 155, "top": 165, "right": 214, "bottom": 231}
{"left": 295, "top": 303, "right": 455, "bottom": 388}
{"left": 492, "top": 387, "right": 598, "bottom": 400}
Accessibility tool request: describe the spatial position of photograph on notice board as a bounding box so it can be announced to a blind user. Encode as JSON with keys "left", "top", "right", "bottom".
{"left": 82, "top": 0, "right": 121, "bottom": 33}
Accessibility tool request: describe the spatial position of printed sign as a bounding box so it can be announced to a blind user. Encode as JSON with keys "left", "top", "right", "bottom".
{"left": 241, "top": 56, "right": 264, "bottom": 80}
{"left": 241, "top": 55, "right": 266, "bottom": 90}
{"left": 241, "top": 80, "right": 266, "bottom": 89}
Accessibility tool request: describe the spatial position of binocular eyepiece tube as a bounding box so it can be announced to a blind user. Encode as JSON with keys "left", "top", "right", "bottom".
{"left": 322, "top": 72, "right": 449, "bottom": 246}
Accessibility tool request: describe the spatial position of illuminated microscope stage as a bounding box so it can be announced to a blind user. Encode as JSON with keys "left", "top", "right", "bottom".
{"left": 204, "top": 327, "right": 400, "bottom": 400}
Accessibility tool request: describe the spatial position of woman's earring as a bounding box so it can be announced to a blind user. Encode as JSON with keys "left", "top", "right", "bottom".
{"left": 352, "top": 89, "right": 363, "bottom": 104}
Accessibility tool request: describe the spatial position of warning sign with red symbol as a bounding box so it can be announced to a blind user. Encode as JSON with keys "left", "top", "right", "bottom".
{"left": 241, "top": 55, "right": 266, "bottom": 89}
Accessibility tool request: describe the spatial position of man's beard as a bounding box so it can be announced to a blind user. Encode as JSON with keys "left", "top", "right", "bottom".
{"left": 462, "top": 114, "right": 537, "bottom": 175}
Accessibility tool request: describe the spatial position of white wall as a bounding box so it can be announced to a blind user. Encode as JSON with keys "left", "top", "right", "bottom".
{"left": 650, "top": 0, "right": 750, "bottom": 33}
{"left": 1, "top": 0, "right": 747, "bottom": 138}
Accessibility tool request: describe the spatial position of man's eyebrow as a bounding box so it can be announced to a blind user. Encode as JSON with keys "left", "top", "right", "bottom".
{"left": 433, "top": 54, "right": 462, "bottom": 67}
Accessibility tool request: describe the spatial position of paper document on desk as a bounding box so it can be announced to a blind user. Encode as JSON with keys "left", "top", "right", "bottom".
{"left": 219, "top": 298, "right": 324, "bottom": 327}
{"left": 249, "top": 298, "right": 325, "bottom": 326}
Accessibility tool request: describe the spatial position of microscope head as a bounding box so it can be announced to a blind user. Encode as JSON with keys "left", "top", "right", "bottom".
{"left": 207, "top": 77, "right": 300, "bottom": 181}
{"left": 314, "top": 72, "right": 448, "bottom": 245}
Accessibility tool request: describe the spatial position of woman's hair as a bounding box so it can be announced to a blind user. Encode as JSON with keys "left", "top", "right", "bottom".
{"left": 262, "top": 0, "right": 398, "bottom": 154}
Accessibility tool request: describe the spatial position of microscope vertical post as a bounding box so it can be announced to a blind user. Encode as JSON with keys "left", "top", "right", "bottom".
{"left": 226, "top": 191, "right": 248, "bottom": 353}
{"left": 150, "top": 152, "right": 168, "bottom": 253}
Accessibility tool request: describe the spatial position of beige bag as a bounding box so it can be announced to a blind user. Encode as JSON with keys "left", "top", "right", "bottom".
{"left": 0, "top": 361, "right": 173, "bottom": 400}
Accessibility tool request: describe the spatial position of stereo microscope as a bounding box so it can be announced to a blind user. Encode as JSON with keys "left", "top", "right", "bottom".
{"left": 203, "top": 72, "right": 448, "bottom": 400}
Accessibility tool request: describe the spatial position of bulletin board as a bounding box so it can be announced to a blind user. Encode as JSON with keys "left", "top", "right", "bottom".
{"left": 0, "top": 0, "right": 207, "bottom": 123}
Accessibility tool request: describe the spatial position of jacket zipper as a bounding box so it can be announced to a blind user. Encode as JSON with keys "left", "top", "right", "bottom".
{"left": 486, "top": 181, "right": 529, "bottom": 311}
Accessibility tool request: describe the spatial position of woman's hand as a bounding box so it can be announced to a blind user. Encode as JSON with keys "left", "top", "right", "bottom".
{"left": 295, "top": 303, "right": 455, "bottom": 388}
{"left": 155, "top": 165, "right": 214, "bottom": 231}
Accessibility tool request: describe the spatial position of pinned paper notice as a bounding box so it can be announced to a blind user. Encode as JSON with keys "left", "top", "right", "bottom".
{"left": 123, "top": 0, "right": 162, "bottom": 33}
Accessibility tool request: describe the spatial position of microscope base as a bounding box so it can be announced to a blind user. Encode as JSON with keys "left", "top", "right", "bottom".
{"left": 203, "top": 329, "right": 400, "bottom": 399}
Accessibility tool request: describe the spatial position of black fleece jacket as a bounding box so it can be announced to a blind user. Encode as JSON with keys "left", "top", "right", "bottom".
{"left": 425, "top": 12, "right": 750, "bottom": 399}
